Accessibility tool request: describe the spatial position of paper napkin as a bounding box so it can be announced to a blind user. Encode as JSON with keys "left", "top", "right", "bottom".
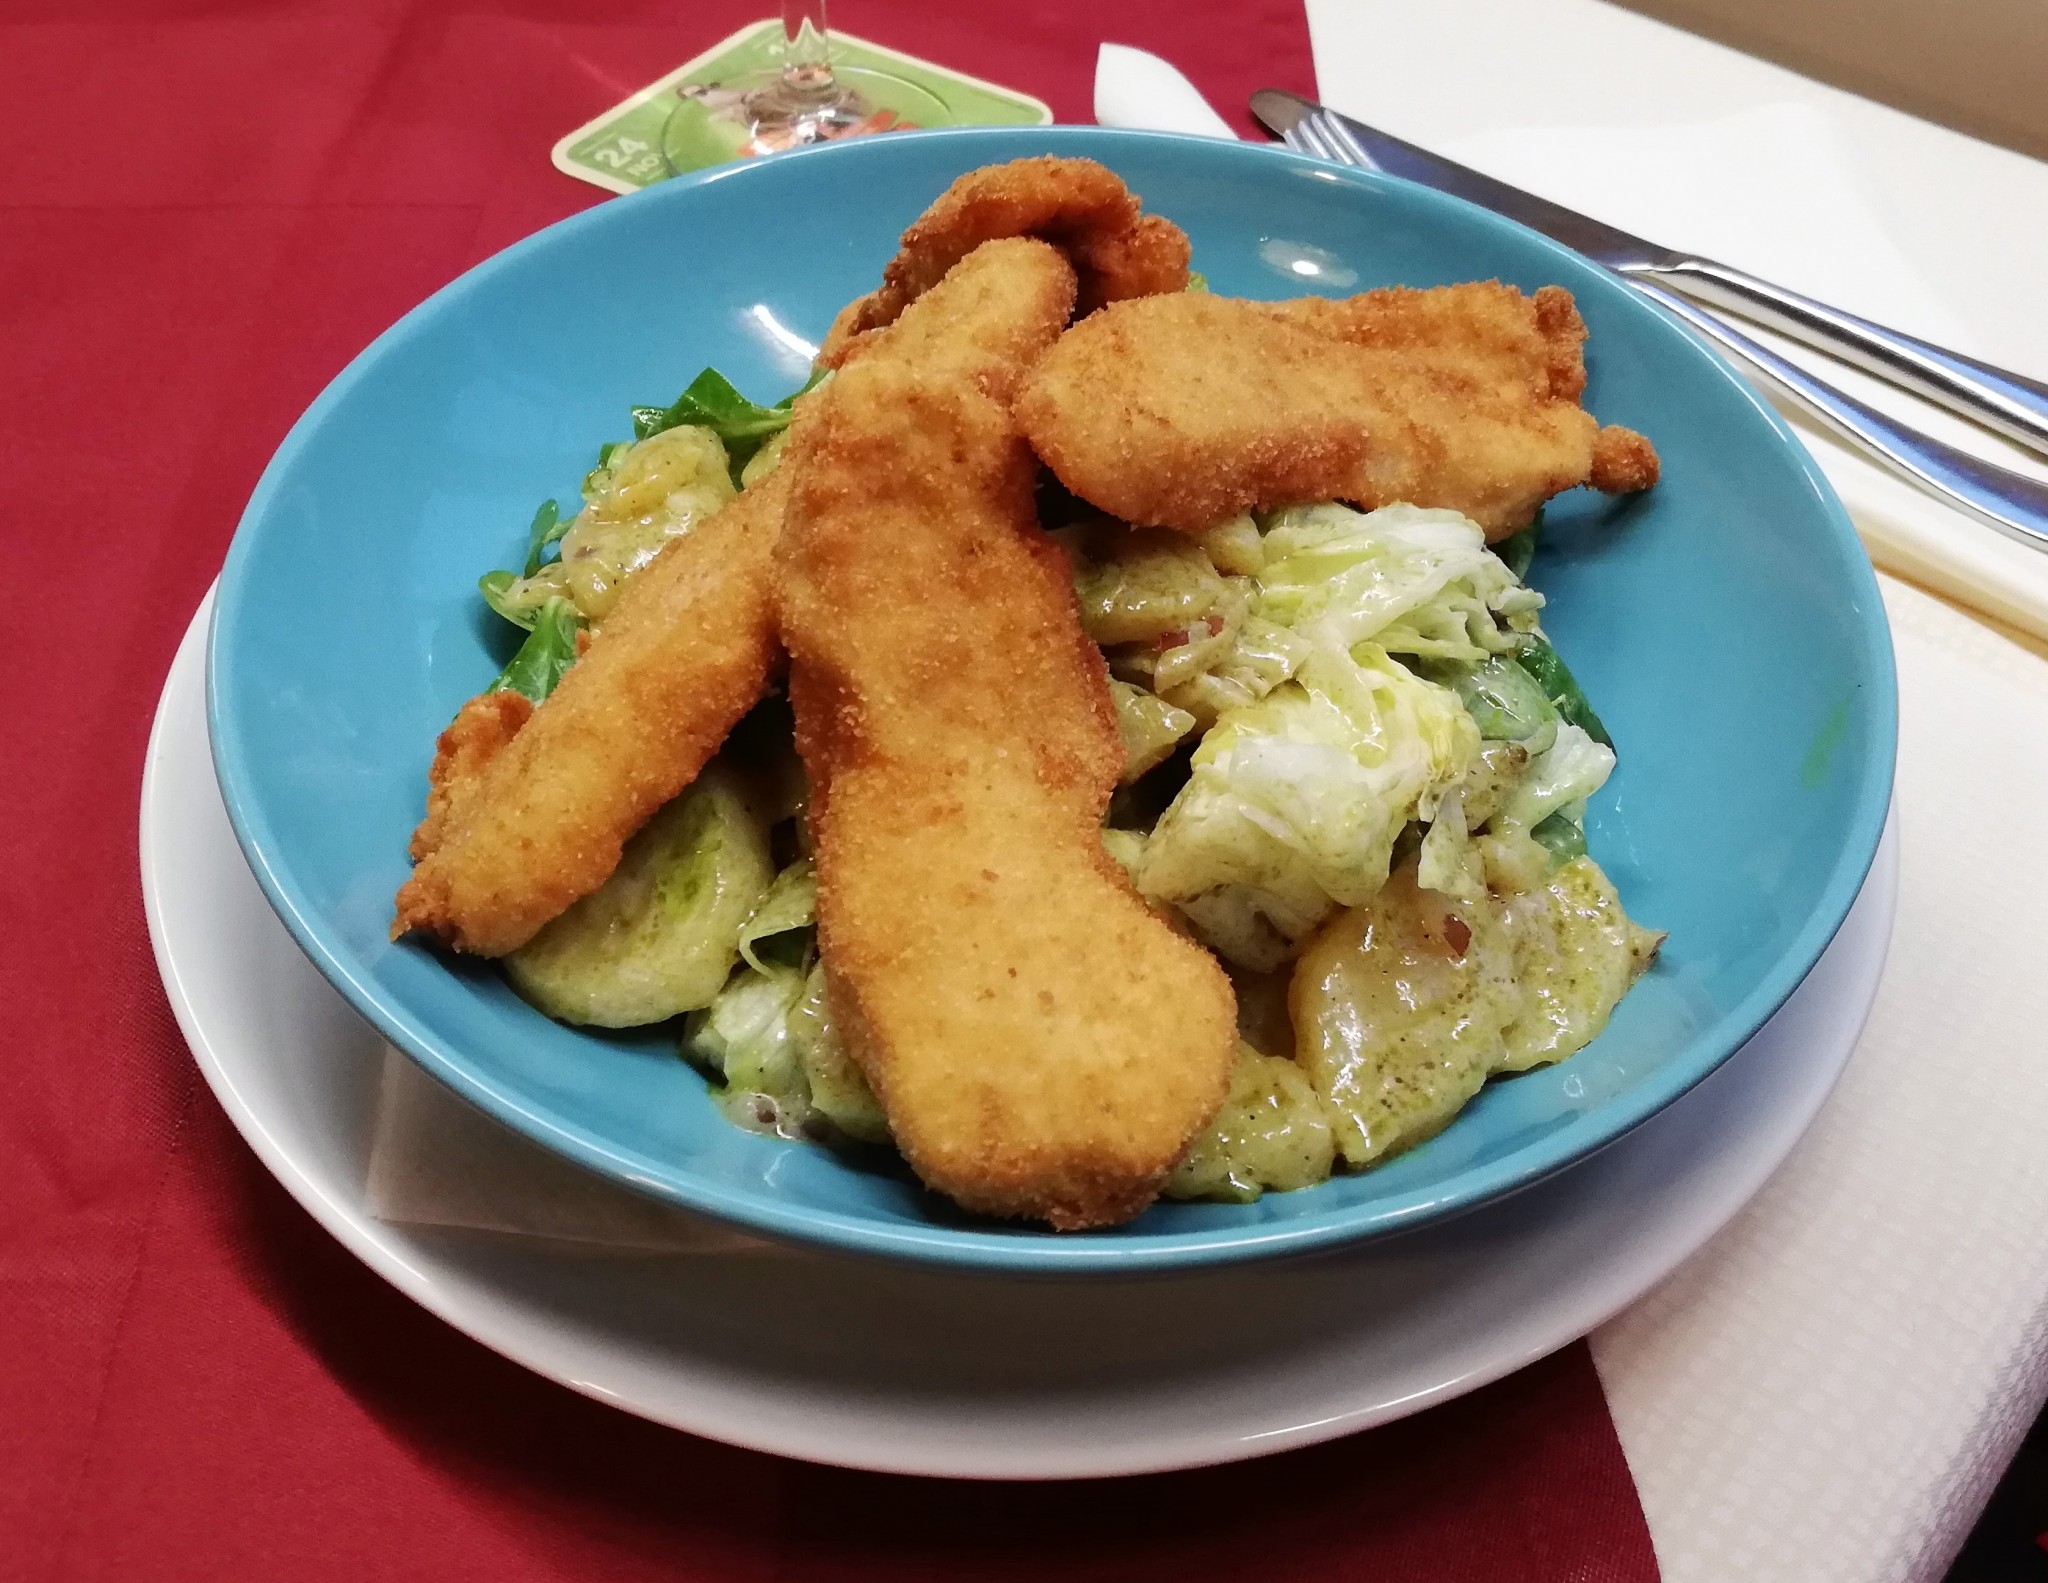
{"left": 365, "top": 1049, "right": 765, "bottom": 1254}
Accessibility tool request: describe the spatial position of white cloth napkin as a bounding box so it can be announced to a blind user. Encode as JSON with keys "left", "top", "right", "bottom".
{"left": 1594, "top": 575, "right": 2048, "bottom": 1583}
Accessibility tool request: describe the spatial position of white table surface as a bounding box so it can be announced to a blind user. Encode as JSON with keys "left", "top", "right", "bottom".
{"left": 1304, "top": 3, "right": 2048, "bottom": 1579}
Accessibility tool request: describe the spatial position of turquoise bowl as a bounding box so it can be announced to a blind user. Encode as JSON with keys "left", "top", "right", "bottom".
{"left": 209, "top": 128, "right": 1895, "bottom": 1273}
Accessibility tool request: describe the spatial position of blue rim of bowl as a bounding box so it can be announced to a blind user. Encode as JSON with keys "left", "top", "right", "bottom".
{"left": 207, "top": 126, "right": 1898, "bottom": 1274}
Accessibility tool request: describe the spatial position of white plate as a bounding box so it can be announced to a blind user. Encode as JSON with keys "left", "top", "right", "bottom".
{"left": 143, "top": 594, "right": 1897, "bottom": 1478}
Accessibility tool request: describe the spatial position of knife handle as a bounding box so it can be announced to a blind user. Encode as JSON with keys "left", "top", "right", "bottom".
{"left": 1628, "top": 278, "right": 2048, "bottom": 556}
{"left": 1632, "top": 258, "right": 2048, "bottom": 460}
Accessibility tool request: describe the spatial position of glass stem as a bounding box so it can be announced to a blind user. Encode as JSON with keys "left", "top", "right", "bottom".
{"left": 781, "top": 0, "right": 834, "bottom": 93}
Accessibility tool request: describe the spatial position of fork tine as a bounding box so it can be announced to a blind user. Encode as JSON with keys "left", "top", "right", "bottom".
{"left": 1313, "top": 117, "right": 1356, "bottom": 165}
{"left": 1309, "top": 109, "right": 1381, "bottom": 171}
{"left": 1290, "top": 114, "right": 1329, "bottom": 159}
{"left": 1294, "top": 114, "right": 1342, "bottom": 163}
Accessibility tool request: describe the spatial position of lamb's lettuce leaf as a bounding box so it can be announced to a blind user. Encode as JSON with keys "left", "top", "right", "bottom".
{"left": 1517, "top": 635, "right": 1611, "bottom": 748}
{"left": 632, "top": 365, "right": 828, "bottom": 482}
{"left": 488, "top": 595, "right": 579, "bottom": 703}
{"left": 521, "top": 497, "right": 569, "bottom": 577}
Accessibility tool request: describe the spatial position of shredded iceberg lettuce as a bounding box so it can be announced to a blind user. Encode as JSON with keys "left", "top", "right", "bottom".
{"left": 682, "top": 961, "right": 810, "bottom": 1134}
{"left": 1135, "top": 643, "right": 1479, "bottom": 965}
{"left": 1496, "top": 722, "right": 1616, "bottom": 835}
{"left": 787, "top": 965, "right": 890, "bottom": 1143}
{"left": 736, "top": 859, "right": 815, "bottom": 972}
{"left": 1108, "top": 680, "right": 1196, "bottom": 781}
{"left": 1257, "top": 503, "right": 1544, "bottom": 665}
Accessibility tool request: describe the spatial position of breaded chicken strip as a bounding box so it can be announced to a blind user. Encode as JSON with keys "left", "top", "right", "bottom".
{"left": 1016, "top": 283, "right": 1658, "bottom": 539}
{"left": 778, "top": 240, "right": 1237, "bottom": 1230}
{"left": 392, "top": 466, "right": 790, "bottom": 957}
{"left": 817, "top": 156, "right": 1189, "bottom": 365}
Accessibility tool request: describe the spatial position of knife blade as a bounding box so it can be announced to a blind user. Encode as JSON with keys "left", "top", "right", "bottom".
{"left": 1247, "top": 87, "right": 2048, "bottom": 463}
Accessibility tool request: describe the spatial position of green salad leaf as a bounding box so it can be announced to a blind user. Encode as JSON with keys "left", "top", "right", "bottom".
{"left": 1443, "top": 654, "right": 1558, "bottom": 749}
{"left": 1517, "top": 635, "right": 1612, "bottom": 748}
{"left": 1495, "top": 518, "right": 1540, "bottom": 582}
{"left": 520, "top": 497, "right": 569, "bottom": 577}
{"left": 1530, "top": 810, "right": 1589, "bottom": 866}
{"left": 1256, "top": 503, "right": 1543, "bottom": 666}
{"left": 1497, "top": 722, "right": 1616, "bottom": 835}
{"left": 477, "top": 500, "right": 571, "bottom": 632}
{"left": 1135, "top": 642, "right": 1480, "bottom": 966}
{"left": 737, "top": 859, "right": 817, "bottom": 973}
{"left": 474, "top": 365, "right": 822, "bottom": 693}
{"left": 477, "top": 568, "right": 535, "bottom": 631}
{"left": 683, "top": 961, "right": 810, "bottom": 1099}
{"left": 489, "top": 595, "right": 579, "bottom": 703}
{"left": 632, "top": 365, "right": 828, "bottom": 481}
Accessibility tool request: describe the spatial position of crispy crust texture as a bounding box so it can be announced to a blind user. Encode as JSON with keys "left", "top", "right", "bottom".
{"left": 1591, "top": 424, "right": 1662, "bottom": 493}
{"left": 1016, "top": 282, "right": 1659, "bottom": 539}
{"left": 817, "top": 156, "right": 1189, "bottom": 364}
{"left": 391, "top": 468, "right": 790, "bottom": 957}
{"left": 777, "top": 240, "right": 1237, "bottom": 1230}
{"left": 407, "top": 690, "right": 534, "bottom": 863}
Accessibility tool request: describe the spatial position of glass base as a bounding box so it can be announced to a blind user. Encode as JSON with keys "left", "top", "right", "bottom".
{"left": 663, "top": 62, "right": 954, "bottom": 173}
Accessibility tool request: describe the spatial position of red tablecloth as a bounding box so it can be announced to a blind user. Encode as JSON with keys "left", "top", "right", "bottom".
{"left": 0, "top": 3, "right": 1660, "bottom": 1577}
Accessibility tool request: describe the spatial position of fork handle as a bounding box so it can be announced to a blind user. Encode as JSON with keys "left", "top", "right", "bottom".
{"left": 1627, "top": 258, "right": 2048, "bottom": 460}
{"left": 1629, "top": 278, "right": 2048, "bottom": 554}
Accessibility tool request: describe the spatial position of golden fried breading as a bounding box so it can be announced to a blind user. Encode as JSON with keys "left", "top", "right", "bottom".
{"left": 392, "top": 467, "right": 790, "bottom": 957}
{"left": 407, "top": 690, "right": 533, "bottom": 862}
{"left": 778, "top": 241, "right": 1237, "bottom": 1230}
{"left": 1015, "top": 283, "right": 1659, "bottom": 539}
{"left": 1069, "top": 210, "right": 1193, "bottom": 316}
{"left": 1265, "top": 282, "right": 1592, "bottom": 401}
{"left": 834, "top": 233, "right": 1086, "bottom": 407}
{"left": 1591, "top": 423, "right": 1662, "bottom": 493}
{"left": 817, "top": 156, "right": 1190, "bottom": 364}
{"left": 391, "top": 237, "right": 1082, "bottom": 961}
